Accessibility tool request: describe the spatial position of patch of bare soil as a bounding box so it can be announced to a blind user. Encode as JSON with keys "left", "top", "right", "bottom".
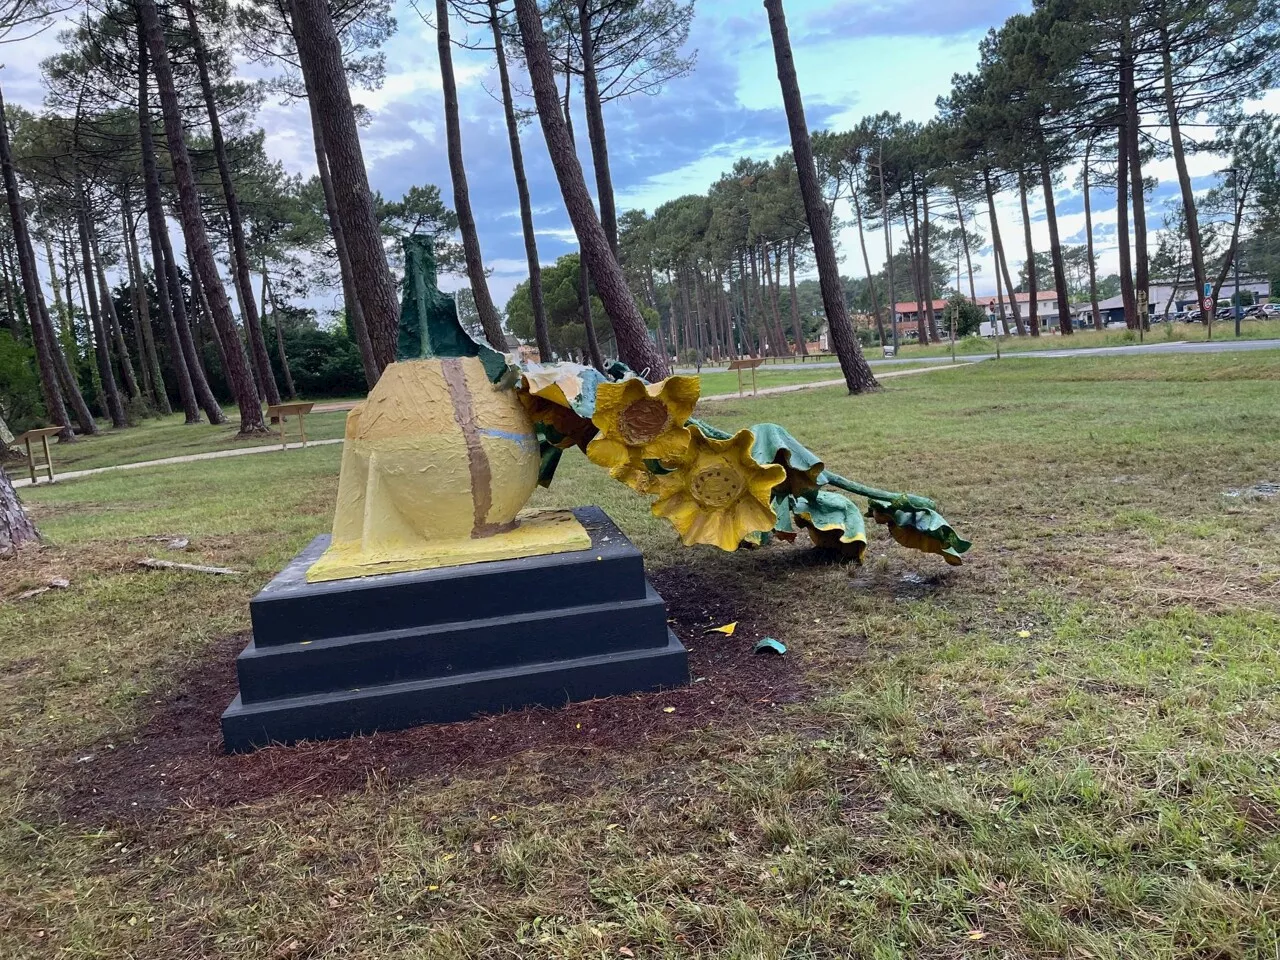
{"left": 54, "top": 566, "right": 805, "bottom": 819}
{"left": 0, "top": 542, "right": 132, "bottom": 601}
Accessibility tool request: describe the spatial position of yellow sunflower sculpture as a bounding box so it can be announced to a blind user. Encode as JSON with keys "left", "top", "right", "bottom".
{"left": 586, "top": 376, "right": 700, "bottom": 490}
{"left": 650, "top": 426, "right": 785, "bottom": 551}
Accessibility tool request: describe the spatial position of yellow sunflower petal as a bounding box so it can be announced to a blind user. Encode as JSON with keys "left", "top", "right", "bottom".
{"left": 652, "top": 489, "right": 701, "bottom": 531}
{"left": 640, "top": 424, "right": 692, "bottom": 462}
{"left": 585, "top": 435, "right": 634, "bottom": 471}
{"left": 651, "top": 375, "right": 700, "bottom": 421}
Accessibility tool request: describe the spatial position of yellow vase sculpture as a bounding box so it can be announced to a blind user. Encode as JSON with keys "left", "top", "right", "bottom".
{"left": 306, "top": 356, "right": 590, "bottom": 583}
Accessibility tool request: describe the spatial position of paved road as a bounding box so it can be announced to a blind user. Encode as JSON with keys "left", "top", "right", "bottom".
{"left": 678, "top": 337, "right": 1280, "bottom": 373}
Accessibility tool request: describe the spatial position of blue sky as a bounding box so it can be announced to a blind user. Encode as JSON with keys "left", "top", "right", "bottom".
{"left": 5, "top": 0, "right": 1258, "bottom": 316}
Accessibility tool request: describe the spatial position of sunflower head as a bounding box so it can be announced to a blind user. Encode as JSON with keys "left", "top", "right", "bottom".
{"left": 650, "top": 426, "right": 786, "bottom": 552}
{"left": 587, "top": 376, "right": 700, "bottom": 488}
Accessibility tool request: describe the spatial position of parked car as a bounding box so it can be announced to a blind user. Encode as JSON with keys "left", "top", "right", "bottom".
{"left": 1259, "top": 303, "right": 1280, "bottom": 318}
{"left": 1244, "top": 304, "right": 1265, "bottom": 318}
{"left": 1216, "top": 307, "right": 1234, "bottom": 320}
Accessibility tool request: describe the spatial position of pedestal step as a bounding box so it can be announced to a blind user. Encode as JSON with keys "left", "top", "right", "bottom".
{"left": 235, "top": 583, "right": 670, "bottom": 704}
{"left": 221, "top": 506, "right": 689, "bottom": 752}
{"left": 222, "top": 630, "right": 688, "bottom": 751}
{"left": 250, "top": 506, "right": 645, "bottom": 646}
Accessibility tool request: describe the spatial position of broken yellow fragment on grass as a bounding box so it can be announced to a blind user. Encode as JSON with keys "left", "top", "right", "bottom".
{"left": 1016, "top": 630, "right": 1031, "bottom": 639}
{"left": 705, "top": 622, "right": 737, "bottom": 636}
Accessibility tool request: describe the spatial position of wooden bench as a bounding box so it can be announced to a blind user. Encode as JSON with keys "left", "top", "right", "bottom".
{"left": 15, "top": 426, "right": 64, "bottom": 484}
{"left": 727, "top": 357, "right": 766, "bottom": 396}
{"left": 265, "top": 402, "right": 315, "bottom": 449}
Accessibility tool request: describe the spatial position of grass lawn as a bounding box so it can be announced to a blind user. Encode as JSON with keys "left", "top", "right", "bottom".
{"left": 38, "top": 406, "right": 355, "bottom": 474}
{"left": 32, "top": 369, "right": 951, "bottom": 476}
{"left": 2, "top": 351, "right": 1278, "bottom": 958}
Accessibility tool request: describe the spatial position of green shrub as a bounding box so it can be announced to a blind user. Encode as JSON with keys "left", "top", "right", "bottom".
{"left": 0, "top": 330, "right": 45, "bottom": 434}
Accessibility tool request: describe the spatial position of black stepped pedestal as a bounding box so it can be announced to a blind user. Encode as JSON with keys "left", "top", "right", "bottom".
{"left": 221, "top": 506, "right": 689, "bottom": 752}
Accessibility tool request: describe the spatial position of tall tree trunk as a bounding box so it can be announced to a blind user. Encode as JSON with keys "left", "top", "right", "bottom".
{"left": 185, "top": 250, "right": 226, "bottom": 379}
{"left": 748, "top": 246, "right": 768, "bottom": 355}
{"left": 580, "top": 258, "right": 604, "bottom": 371}
{"left": 852, "top": 186, "right": 885, "bottom": 347}
{"left": 577, "top": 0, "right": 620, "bottom": 254}
{"left": 1116, "top": 47, "right": 1137, "bottom": 329}
{"left": 179, "top": 0, "right": 279, "bottom": 407}
{"left": 77, "top": 203, "right": 128, "bottom": 428}
{"left": 0, "top": 85, "right": 87, "bottom": 441}
{"left": 1082, "top": 139, "right": 1104, "bottom": 331}
{"left": 920, "top": 184, "right": 939, "bottom": 342}
{"left": 954, "top": 188, "right": 977, "bottom": 302}
{"left": 787, "top": 239, "right": 807, "bottom": 354}
{"left": 993, "top": 231, "right": 1010, "bottom": 335}
{"left": 262, "top": 269, "right": 297, "bottom": 399}
{"left": 562, "top": 70, "right": 604, "bottom": 371}
{"left": 223, "top": 231, "right": 267, "bottom": 396}
{"left": 901, "top": 200, "right": 927, "bottom": 344}
{"left": 0, "top": 466, "right": 37, "bottom": 552}
{"left": 767, "top": 243, "right": 790, "bottom": 353}
{"left": 45, "top": 276, "right": 95, "bottom": 433}
{"left": 880, "top": 146, "right": 900, "bottom": 351}
{"left": 138, "top": 0, "right": 264, "bottom": 434}
{"left": 120, "top": 203, "right": 152, "bottom": 401}
{"left": 984, "top": 168, "right": 1024, "bottom": 335}
{"left": 42, "top": 233, "right": 68, "bottom": 349}
{"left": 764, "top": 0, "right": 876, "bottom": 392}
{"left": 1125, "top": 59, "right": 1150, "bottom": 331}
{"left": 436, "top": 0, "right": 505, "bottom": 350}
{"left": 489, "top": 0, "right": 550, "bottom": 361}
{"left": 1160, "top": 24, "right": 1208, "bottom": 326}
{"left": 89, "top": 221, "right": 142, "bottom": 400}
{"left": 290, "top": 0, "right": 400, "bottom": 372}
{"left": 59, "top": 233, "right": 77, "bottom": 348}
{"left": 514, "top": 0, "right": 667, "bottom": 377}
{"left": 303, "top": 86, "right": 378, "bottom": 386}
{"left": 1017, "top": 170, "right": 1040, "bottom": 336}
{"left": 1210, "top": 173, "right": 1249, "bottom": 299}
{"left": 0, "top": 240, "right": 21, "bottom": 337}
{"left": 137, "top": 33, "right": 212, "bottom": 424}
{"left": 1039, "top": 152, "right": 1073, "bottom": 336}
{"left": 122, "top": 196, "right": 169, "bottom": 412}
{"left": 678, "top": 269, "right": 697, "bottom": 362}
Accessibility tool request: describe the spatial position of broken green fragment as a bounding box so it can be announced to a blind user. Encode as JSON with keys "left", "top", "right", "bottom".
{"left": 395, "top": 235, "right": 511, "bottom": 384}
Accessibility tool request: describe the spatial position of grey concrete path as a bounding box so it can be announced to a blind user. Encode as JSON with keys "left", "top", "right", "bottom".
{"left": 677, "top": 336, "right": 1280, "bottom": 373}
{"left": 14, "top": 364, "right": 975, "bottom": 489}
{"left": 697, "top": 360, "right": 974, "bottom": 403}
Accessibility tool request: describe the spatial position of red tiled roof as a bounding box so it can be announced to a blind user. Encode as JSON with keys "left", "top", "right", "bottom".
{"left": 981, "top": 291, "right": 1067, "bottom": 305}
{"left": 892, "top": 299, "right": 949, "bottom": 313}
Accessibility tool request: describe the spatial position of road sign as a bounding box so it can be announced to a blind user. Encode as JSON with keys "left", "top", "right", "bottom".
{"left": 1204, "top": 282, "right": 1213, "bottom": 297}
{"left": 1202, "top": 296, "right": 1214, "bottom": 311}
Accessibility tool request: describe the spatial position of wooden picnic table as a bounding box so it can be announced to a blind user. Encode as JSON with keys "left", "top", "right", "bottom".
{"left": 727, "top": 357, "right": 766, "bottom": 396}
{"left": 15, "top": 426, "right": 64, "bottom": 484}
{"left": 265, "top": 402, "right": 316, "bottom": 449}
